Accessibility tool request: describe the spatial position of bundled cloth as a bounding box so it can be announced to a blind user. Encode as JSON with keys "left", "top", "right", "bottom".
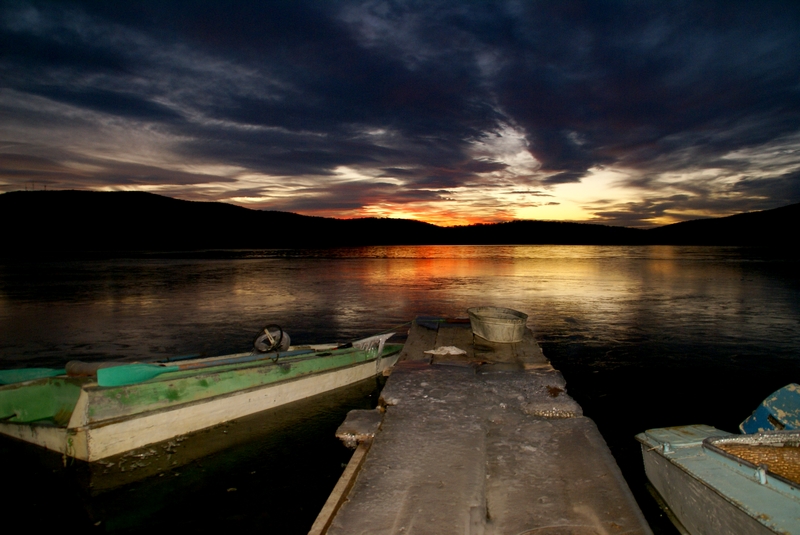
{"left": 424, "top": 346, "right": 467, "bottom": 356}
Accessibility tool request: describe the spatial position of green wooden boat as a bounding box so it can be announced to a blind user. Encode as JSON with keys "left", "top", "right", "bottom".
{"left": 0, "top": 334, "right": 402, "bottom": 462}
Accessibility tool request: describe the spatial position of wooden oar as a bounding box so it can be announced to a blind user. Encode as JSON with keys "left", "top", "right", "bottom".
{"left": 97, "top": 349, "right": 316, "bottom": 387}
{"left": 0, "top": 367, "right": 67, "bottom": 385}
{"left": 1, "top": 353, "right": 201, "bottom": 384}
{"left": 65, "top": 354, "right": 203, "bottom": 377}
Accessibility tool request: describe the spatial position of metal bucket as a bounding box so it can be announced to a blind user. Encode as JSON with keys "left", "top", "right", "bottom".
{"left": 467, "top": 307, "right": 528, "bottom": 343}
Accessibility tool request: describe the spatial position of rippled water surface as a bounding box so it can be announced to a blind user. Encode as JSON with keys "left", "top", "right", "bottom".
{"left": 2, "top": 245, "right": 798, "bottom": 533}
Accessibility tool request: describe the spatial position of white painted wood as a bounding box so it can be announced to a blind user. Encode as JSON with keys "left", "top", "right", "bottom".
{"left": 642, "top": 448, "right": 778, "bottom": 535}
{"left": 0, "top": 421, "right": 69, "bottom": 453}
{"left": 67, "top": 389, "right": 90, "bottom": 428}
{"left": 309, "top": 441, "right": 373, "bottom": 535}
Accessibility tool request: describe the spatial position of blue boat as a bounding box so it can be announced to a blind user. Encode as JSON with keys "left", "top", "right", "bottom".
{"left": 740, "top": 383, "right": 800, "bottom": 433}
{"left": 636, "top": 384, "right": 800, "bottom": 535}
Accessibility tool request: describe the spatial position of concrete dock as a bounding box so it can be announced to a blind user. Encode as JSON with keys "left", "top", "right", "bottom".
{"left": 311, "top": 317, "right": 653, "bottom": 535}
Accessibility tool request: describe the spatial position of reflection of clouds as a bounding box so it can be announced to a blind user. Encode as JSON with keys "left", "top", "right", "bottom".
{"left": 2, "top": 246, "right": 798, "bottom": 366}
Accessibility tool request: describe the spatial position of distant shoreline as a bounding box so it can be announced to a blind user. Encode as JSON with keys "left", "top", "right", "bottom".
{"left": 1, "top": 190, "right": 798, "bottom": 255}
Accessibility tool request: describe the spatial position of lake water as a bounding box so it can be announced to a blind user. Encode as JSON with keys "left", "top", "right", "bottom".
{"left": 1, "top": 245, "right": 798, "bottom": 533}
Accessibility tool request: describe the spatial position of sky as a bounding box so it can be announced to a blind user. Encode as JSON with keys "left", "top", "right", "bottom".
{"left": 1, "top": 1, "right": 800, "bottom": 227}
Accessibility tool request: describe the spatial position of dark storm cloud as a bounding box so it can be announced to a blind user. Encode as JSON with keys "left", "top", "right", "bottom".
{"left": 587, "top": 175, "right": 800, "bottom": 227}
{"left": 509, "top": 190, "right": 554, "bottom": 197}
{"left": 541, "top": 171, "right": 586, "bottom": 185}
{"left": 493, "top": 2, "right": 800, "bottom": 177}
{"left": 26, "top": 86, "right": 183, "bottom": 121}
{"left": 0, "top": 152, "right": 234, "bottom": 187}
{"left": 1, "top": 0, "right": 799, "bottom": 221}
{"left": 0, "top": 9, "right": 128, "bottom": 73}
{"left": 255, "top": 180, "right": 450, "bottom": 214}
{"left": 732, "top": 170, "right": 800, "bottom": 203}
{"left": 0, "top": 153, "right": 77, "bottom": 182}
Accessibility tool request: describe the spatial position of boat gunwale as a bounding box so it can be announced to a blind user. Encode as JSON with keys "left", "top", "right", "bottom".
{"left": 0, "top": 344, "right": 403, "bottom": 429}
{"left": 75, "top": 356, "right": 393, "bottom": 431}
{"left": 0, "top": 344, "right": 404, "bottom": 430}
{"left": 83, "top": 343, "right": 402, "bottom": 390}
{"left": 638, "top": 427, "right": 800, "bottom": 535}
{"left": 1, "top": 347, "right": 404, "bottom": 461}
{"left": 701, "top": 432, "right": 800, "bottom": 494}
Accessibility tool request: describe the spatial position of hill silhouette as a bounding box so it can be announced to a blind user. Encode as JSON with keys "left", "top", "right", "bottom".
{"left": 0, "top": 190, "right": 796, "bottom": 255}
{"left": 0, "top": 190, "right": 446, "bottom": 253}
{"left": 646, "top": 202, "right": 800, "bottom": 245}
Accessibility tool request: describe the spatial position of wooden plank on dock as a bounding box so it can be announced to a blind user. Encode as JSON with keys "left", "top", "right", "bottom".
{"left": 329, "top": 371, "right": 488, "bottom": 534}
{"left": 429, "top": 322, "right": 476, "bottom": 367}
{"left": 397, "top": 320, "right": 439, "bottom": 362}
{"left": 319, "top": 315, "right": 653, "bottom": 535}
{"left": 473, "top": 328, "right": 548, "bottom": 367}
{"left": 308, "top": 440, "right": 373, "bottom": 535}
{"left": 484, "top": 416, "right": 645, "bottom": 533}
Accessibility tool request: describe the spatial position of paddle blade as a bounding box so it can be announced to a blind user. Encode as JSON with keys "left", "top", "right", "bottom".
{"left": 352, "top": 333, "right": 395, "bottom": 357}
{"left": 0, "top": 368, "right": 66, "bottom": 385}
{"left": 97, "top": 364, "right": 179, "bottom": 387}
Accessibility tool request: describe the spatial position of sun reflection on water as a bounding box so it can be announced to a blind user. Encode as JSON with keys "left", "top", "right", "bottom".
{"left": 0, "top": 245, "right": 797, "bottom": 365}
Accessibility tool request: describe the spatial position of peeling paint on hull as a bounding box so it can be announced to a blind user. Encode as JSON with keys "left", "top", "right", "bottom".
{"left": 637, "top": 425, "right": 800, "bottom": 535}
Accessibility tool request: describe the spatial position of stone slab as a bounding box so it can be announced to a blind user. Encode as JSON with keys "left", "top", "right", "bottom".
{"left": 335, "top": 409, "right": 385, "bottom": 448}
{"left": 323, "top": 316, "right": 652, "bottom": 535}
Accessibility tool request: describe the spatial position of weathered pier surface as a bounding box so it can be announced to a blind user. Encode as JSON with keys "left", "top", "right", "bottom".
{"left": 313, "top": 317, "right": 652, "bottom": 535}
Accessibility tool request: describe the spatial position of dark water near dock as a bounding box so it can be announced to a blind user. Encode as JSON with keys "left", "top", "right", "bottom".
{"left": 2, "top": 245, "right": 798, "bottom": 533}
